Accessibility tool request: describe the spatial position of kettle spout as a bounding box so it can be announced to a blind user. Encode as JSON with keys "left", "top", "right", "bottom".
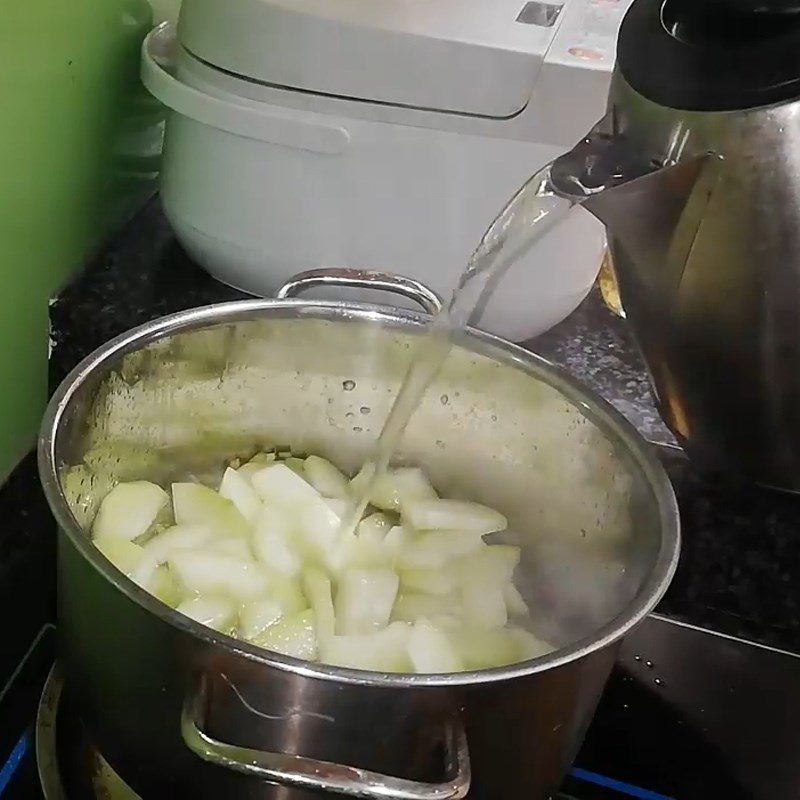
{"left": 550, "top": 116, "right": 721, "bottom": 270}
{"left": 549, "top": 114, "right": 657, "bottom": 208}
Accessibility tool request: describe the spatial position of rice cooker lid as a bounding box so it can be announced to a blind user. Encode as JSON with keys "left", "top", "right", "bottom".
{"left": 177, "top": 0, "right": 571, "bottom": 118}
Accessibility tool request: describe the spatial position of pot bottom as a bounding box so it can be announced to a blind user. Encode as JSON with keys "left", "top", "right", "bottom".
{"left": 37, "top": 665, "right": 139, "bottom": 800}
{"left": 38, "top": 665, "right": 590, "bottom": 800}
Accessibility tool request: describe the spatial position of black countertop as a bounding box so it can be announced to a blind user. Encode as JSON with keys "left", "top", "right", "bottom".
{"left": 11, "top": 198, "right": 793, "bottom": 659}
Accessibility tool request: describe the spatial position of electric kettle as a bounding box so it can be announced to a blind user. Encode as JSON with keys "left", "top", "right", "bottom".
{"left": 549, "top": 0, "right": 800, "bottom": 492}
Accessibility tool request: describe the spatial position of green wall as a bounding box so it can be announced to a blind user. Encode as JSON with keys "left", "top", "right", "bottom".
{"left": 0, "top": 0, "right": 162, "bottom": 480}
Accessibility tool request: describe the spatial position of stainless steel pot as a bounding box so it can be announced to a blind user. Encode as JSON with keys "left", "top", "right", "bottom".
{"left": 39, "top": 269, "right": 679, "bottom": 800}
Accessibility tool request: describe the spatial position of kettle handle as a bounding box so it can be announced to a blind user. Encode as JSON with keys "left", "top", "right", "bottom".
{"left": 181, "top": 673, "right": 471, "bottom": 800}
{"left": 276, "top": 268, "right": 444, "bottom": 315}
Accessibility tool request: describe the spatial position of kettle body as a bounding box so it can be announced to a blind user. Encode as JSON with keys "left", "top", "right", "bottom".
{"left": 554, "top": 0, "right": 800, "bottom": 491}
{"left": 607, "top": 77, "right": 800, "bottom": 490}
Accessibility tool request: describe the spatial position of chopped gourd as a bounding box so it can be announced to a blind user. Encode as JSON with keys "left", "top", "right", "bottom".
{"left": 236, "top": 452, "right": 276, "bottom": 482}
{"left": 400, "top": 568, "right": 456, "bottom": 596}
{"left": 250, "top": 463, "right": 318, "bottom": 507}
{"left": 357, "top": 513, "right": 393, "bottom": 543}
{"left": 249, "top": 452, "right": 278, "bottom": 465}
{"left": 447, "top": 626, "right": 547, "bottom": 670}
{"left": 262, "top": 573, "right": 308, "bottom": 616}
{"left": 408, "top": 622, "right": 464, "bottom": 673}
{"left": 396, "top": 530, "right": 484, "bottom": 570}
{"left": 284, "top": 457, "right": 307, "bottom": 477}
{"left": 94, "top": 537, "right": 145, "bottom": 575}
{"left": 392, "top": 591, "right": 462, "bottom": 622}
{"left": 239, "top": 598, "right": 284, "bottom": 640}
{"left": 212, "top": 537, "right": 253, "bottom": 559}
{"left": 456, "top": 545, "right": 520, "bottom": 587}
{"left": 252, "top": 506, "right": 301, "bottom": 576}
{"left": 303, "top": 567, "right": 336, "bottom": 642}
{"left": 403, "top": 499, "right": 507, "bottom": 535}
{"left": 130, "top": 524, "right": 214, "bottom": 589}
{"left": 140, "top": 524, "right": 215, "bottom": 564}
{"left": 304, "top": 455, "right": 349, "bottom": 499}
{"left": 252, "top": 464, "right": 341, "bottom": 565}
{"left": 320, "top": 623, "right": 413, "bottom": 672}
{"left": 148, "top": 565, "right": 183, "bottom": 608}
{"left": 176, "top": 595, "right": 237, "bottom": 632}
{"left": 504, "top": 584, "right": 530, "bottom": 617}
{"left": 295, "top": 501, "right": 342, "bottom": 565}
{"left": 335, "top": 533, "right": 391, "bottom": 572}
{"left": 335, "top": 569, "right": 399, "bottom": 635}
{"left": 511, "top": 628, "right": 554, "bottom": 660}
{"left": 352, "top": 466, "right": 437, "bottom": 512}
{"left": 253, "top": 609, "right": 317, "bottom": 660}
{"left": 168, "top": 550, "right": 268, "bottom": 600}
{"left": 92, "top": 481, "right": 168, "bottom": 541}
{"left": 171, "top": 483, "right": 249, "bottom": 538}
{"left": 463, "top": 583, "right": 507, "bottom": 629}
{"left": 383, "top": 525, "right": 411, "bottom": 557}
{"left": 325, "top": 498, "right": 349, "bottom": 519}
{"left": 89, "top": 454, "right": 552, "bottom": 673}
{"left": 219, "top": 467, "right": 262, "bottom": 523}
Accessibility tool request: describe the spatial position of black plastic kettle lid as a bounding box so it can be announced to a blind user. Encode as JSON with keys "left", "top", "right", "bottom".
{"left": 617, "top": 0, "right": 800, "bottom": 111}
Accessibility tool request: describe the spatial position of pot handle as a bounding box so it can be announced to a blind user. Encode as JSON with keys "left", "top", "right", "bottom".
{"left": 276, "top": 268, "right": 444, "bottom": 315}
{"left": 181, "top": 674, "right": 471, "bottom": 800}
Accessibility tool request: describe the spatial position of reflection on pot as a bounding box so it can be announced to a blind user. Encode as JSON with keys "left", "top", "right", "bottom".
{"left": 598, "top": 249, "right": 625, "bottom": 319}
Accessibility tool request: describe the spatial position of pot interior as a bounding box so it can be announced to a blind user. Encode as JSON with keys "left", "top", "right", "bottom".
{"left": 47, "top": 304, "right": 677, "bottom": 661}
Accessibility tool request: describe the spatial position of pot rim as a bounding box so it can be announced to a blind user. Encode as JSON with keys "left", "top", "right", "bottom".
{"left": 39, "top": 297, "right": 680, "bottom": 687}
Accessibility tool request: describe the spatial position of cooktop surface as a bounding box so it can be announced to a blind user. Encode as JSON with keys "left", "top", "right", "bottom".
{"left": 1, "top": 615, "right": 798, "bottom": 799}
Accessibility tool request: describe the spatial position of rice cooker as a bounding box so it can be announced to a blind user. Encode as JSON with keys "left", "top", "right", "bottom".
{"left": 142, "top": 0, "right": 633, "bottom": 340}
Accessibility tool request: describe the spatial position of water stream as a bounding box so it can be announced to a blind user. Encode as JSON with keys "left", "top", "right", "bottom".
{"left": 342, "top": 162, "right": 586, "bottom": 534}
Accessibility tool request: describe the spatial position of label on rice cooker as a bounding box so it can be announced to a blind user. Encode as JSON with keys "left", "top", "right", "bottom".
{"left": 550, "top": 0, "right": 635, "bottom": 66}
